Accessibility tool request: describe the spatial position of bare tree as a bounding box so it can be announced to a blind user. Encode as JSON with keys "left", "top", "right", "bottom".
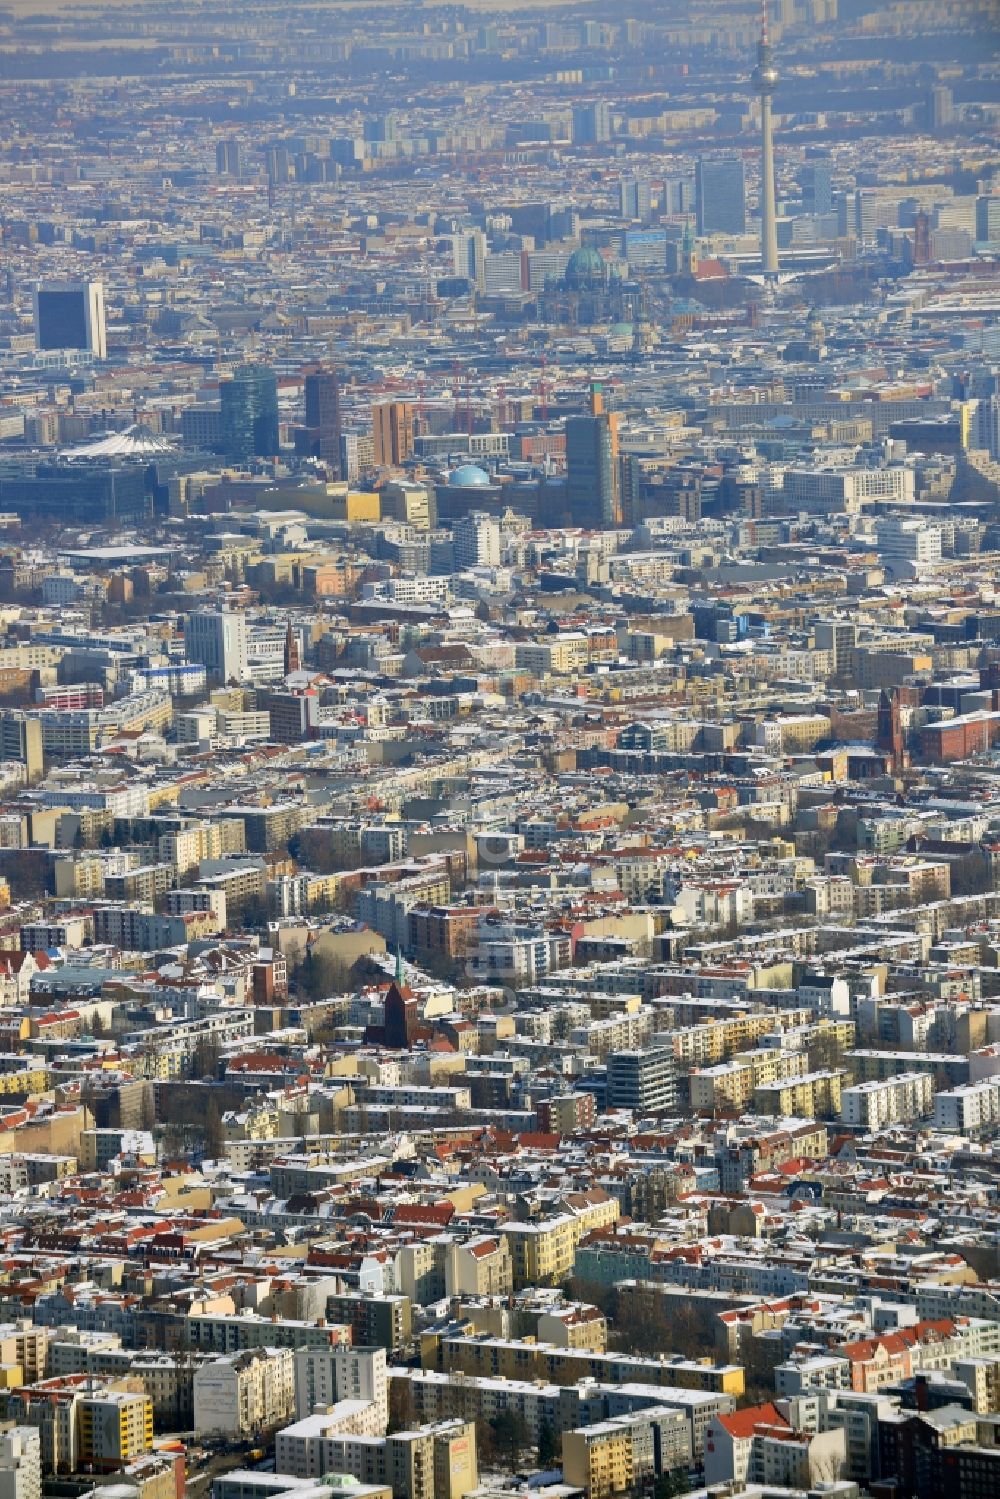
{"left": 191, "top": 1033, "right": 221, "bottom": 1080}
{"left": 204, "top": 1096, "right": 225, "bottom": 1161}
{"left": 490, "top": 1410, "right": 530, "bottom": 1471}
{"left": 388, "top": 1378, "right": 415, "bottom": 1434}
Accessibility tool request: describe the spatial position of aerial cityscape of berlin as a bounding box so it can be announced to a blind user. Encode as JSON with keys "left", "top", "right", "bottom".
{"left": 0, "top": 1, "right": 999, "bottom": 1496}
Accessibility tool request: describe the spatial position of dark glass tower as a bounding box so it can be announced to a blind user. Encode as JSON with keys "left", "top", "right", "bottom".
{"left": 34, "top": 280, "right": 106, "bottom": 359}
{"left": 221, "top": 364, "right": 279, "bottom": 461}
{"left": 566, "top": 414, "right": 617, "bottom": 529}
{"left": 304, "top": 368, "right": 342, "bottom": 475}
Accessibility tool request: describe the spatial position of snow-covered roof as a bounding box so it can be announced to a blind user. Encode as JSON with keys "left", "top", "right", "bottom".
{"left": 62, "top": 424, "right": 177, "bottom": 460}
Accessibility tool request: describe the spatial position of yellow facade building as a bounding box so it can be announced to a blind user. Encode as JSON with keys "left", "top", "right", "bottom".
{"left": 563, "top": 1425, "right": 633, "bottom": 1499}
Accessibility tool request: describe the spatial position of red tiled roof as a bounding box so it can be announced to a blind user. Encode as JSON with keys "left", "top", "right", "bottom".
{"left": 717, "top": 1404, "right": 788, "bottom": 1440}
{"left": 393, "top": 1202, "right": 455, "bottom": 1226}
{"left": 516, "top": 1132, "right": 561, "bottom": 1151}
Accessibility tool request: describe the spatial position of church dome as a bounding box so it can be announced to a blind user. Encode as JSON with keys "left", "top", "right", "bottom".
{"left": 564, "top": 246, "right": 606, "bottom": 285}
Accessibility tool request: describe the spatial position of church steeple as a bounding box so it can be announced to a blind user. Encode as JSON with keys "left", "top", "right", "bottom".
{"left": 284, "top": 620, "right": 300, "bottom": 675}
{"left": 877, "top": 687, "right": 903, "bottom": 772}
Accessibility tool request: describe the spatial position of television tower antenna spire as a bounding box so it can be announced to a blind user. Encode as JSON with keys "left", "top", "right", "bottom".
{"left": 754, "top": 0, "right": 780, "bottom": 277}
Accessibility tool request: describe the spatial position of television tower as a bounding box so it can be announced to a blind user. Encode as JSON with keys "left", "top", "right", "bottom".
{"left": 754, "top": 1, "right": 779, "bottom": 276}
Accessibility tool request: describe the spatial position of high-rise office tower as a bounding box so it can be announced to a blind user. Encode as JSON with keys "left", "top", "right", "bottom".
{"left": 800, "top": 157, "right": 833, "bottom": 215}
{"left": 185, "top": 609, "right": 249, "bottom": 684}
{"left": 372, "top": 402, "right": 415, "bottom": 468}
{"left": 619, "top": 177, "right": 652, "bottom": 222}
{"left": 364, "top": 112, "right": 397, "bottom": 144}
{"left": 454, "top": 511, "right": 501, "bottom": 569}
{"left": 695, "top": 155, "right": 746, "bottom": 235}
{"left": 33, "top": 280, "right": 106, "bottom": 360}
{"left": 0, "top": 713, "right": 43, "bottom": 781}
{"left": 976, "top": 195, "right": 1000, "bottom": 244}
{"left": 927, "top": 84, "right": 954, "bottom": 129}
{"left": 566, "top": 390, "right": 621, "bottom": 529}
{"left": 215, "top": 139, "right": 242, "bottom": 177}
{"left": 484, "top": 253, "right": 524, "bottom": 295}
{"left": 663, "top": 177, "right": 695, "bottom": 215}
{"left": 852, "top": 189, "right": 900, "bottom": 243}
{"left": 815, "top": 619, "right": 857, "bottom": 681}
{"left": 754, "top": 4, "right": 779, "bottom": 274}
{"left": 453, "top": 230, "right": 487, "bottom": 292}
{"left": 572, "top": 101, "right": 612, "bottom": 144}
{"left": 220, "top": 364, "right": 280, "bottom": 461}
{"left": 966, "top": 396, "right": 1000, "bottom": 459}
{"left": 304, "top": 368, "right": 342, "bottom": 474}
{"left": 266, "top": 146, "right": 291, "bottom": 186}
{"left": 341, "top": 432, "right": 376, "bottom": 483}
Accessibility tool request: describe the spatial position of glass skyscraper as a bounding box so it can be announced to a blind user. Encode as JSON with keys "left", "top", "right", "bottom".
{"left": 800, "top": 158, "right": 833, "bottom": 216}
{"left": 566, "top": 413, "right": 618, "bottom": 529}
{"left": 304, "top": 368, "right": 342, "bottom": 474}
{"left": 221, "top": 364, "right": 279, "bottom": 461}
{"left": 695, "top": 154, "right": 747, "bottom": 235}
{"left": 34, "top": 280, "right": 107, "bottom": 359}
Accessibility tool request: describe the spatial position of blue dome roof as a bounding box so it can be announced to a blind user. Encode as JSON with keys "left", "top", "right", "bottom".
{"left": 450, "top": 464, "right": 491, "bottom": 487}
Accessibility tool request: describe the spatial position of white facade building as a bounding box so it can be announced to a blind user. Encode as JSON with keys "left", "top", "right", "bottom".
{"left": 193, "top": 1347, "right": 295, "bottom": 1438}
{"left": 874, "top": 517, "right": 943, "bottom": 579}
{"left": 293, "top": 1347, "right": 388, "bottom": 1427}
{"left": 185, "top": 609, "right": 249, "bottom": 684}
{"left": 0, "top": 1428, "right": 41, "bottom": 1499}
{"left": 454, "top": 511, "right": 501, "bottom": 569}
{"left": 933, "top": 1078, "right": 1000, "bottom": 1138}
{"left": 841, "top": 1071, "right": 933, "bottom": 1129}
{"left": 783, "top": 465, "right": 915, "bottom": 513}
